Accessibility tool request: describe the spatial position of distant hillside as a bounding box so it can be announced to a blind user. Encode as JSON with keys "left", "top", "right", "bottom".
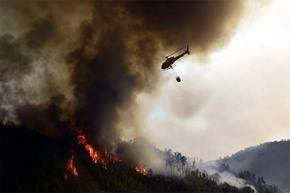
{"left": 218, "top": 140, "right": 290, "bottom": 193}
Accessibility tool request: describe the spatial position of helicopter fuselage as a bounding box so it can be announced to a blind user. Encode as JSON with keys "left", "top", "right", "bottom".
{"left": 161, "top": 51, "right": 188, "bottom": 70}
{"left": 161, "top": 57, "right": 176, "bottom": 70}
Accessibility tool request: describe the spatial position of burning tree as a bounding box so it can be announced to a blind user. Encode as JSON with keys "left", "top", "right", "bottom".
{"left": 77, "top": 130, "right": 121, "bottom": 169}
{"left": 65, "top": 150, "right": 78, "bottom": 179}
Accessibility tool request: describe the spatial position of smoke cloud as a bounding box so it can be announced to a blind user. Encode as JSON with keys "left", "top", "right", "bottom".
{"left": 197, "top": 161, "right": 257, "bottom": 192}
{"left": 123, "top": 1, "right": 244, "bottom": 54}
{"left": 0, "top": 1, "right": 245, "bottom": 148}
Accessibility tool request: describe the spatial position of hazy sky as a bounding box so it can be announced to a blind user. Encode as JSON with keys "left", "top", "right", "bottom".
{"left": 137, "top": 0, "right": 290, "bottom": 160}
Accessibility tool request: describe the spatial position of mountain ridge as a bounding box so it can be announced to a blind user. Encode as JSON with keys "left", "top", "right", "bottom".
{"left": 217, "top": 140, "right": 290, "bottom": 193}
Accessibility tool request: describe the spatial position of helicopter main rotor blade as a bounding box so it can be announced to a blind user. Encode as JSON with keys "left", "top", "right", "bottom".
{"left": 165, "top": 46, "right": 186, "bottom": 58}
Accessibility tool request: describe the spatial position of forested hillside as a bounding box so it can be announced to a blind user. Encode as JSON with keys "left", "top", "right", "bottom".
{"left": 0, "top": 124, "right": 278, "bottom": 193}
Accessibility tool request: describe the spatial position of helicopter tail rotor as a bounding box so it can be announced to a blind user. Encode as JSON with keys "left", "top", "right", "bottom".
{"left": 186, "top": 45, "right": 190, "bottom": 55}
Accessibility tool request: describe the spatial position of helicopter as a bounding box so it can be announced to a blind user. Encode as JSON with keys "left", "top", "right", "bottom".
{"left": 161, "top": 45, "right": 190, "bottom": 82}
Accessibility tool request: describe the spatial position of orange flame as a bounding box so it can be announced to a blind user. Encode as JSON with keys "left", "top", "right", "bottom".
{"left": 77, "top": 130, "right": 120, "bottom": 168}
{"left": 135, "top": 166, "right": 148, "bottom": 176}
{"left": 84, "top": 143, "right": 100, "bottom": 164}
{"left": 65, "top": 150, "right": 78, "bottom": 179}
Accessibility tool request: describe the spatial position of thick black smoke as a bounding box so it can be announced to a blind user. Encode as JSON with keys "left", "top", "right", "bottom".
{"left": 0, "top": 1, "right": 244, "bottom": 148}
{"left": 67, "top": 3, "right": 160, "bottom": 147}
{"left": 123, "top": 1, "right": 244, "bottom": 53}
